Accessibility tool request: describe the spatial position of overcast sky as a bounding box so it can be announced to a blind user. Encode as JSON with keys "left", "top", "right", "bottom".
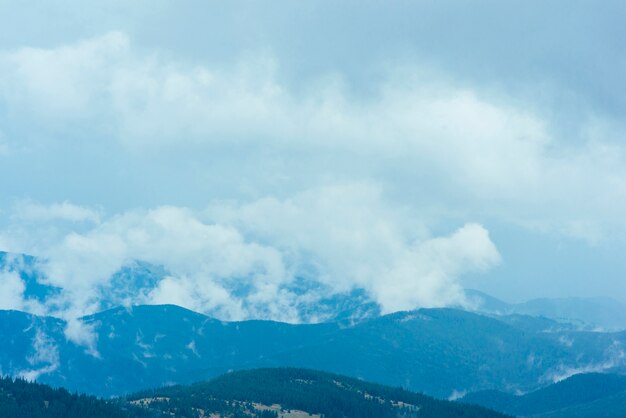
{"left": 1, "top": 1, "right": 626, "bottom": 320}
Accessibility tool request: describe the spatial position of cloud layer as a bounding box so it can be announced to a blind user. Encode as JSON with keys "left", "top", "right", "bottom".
{"left": 1, "top": 185, "right": 500, "bottom": 322}
{"left": 1, "top": 32, "right": 624, "bottom": 240}
{"left": 1, "top": 18, "right": 625, "bottom": 313}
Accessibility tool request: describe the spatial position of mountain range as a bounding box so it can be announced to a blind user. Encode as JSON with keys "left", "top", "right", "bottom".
{"left": 5, "top": 251, "right": 626, "bottom": 330}
{"left": 2, "top": 303, "right": 626, "bottom": 399}
{"left": 3, "top": 250, "right": 626, "bottom": 407}
{"left": 465, "top": 289, "right": 626, "bottom": 331}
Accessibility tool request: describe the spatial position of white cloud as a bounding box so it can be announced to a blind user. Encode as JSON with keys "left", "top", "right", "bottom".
{"left": 34, "top": 205, "right": 288, "bottom": 321}
{"left": 12, "top": 200, "right": 101, "bottom": 224}
{"left": 207, "top": 184, "right": 500, "bottom": 313}
{"left": 148, "top": 275, "right": 246, "bottom": 320}
{"left": 1, "top": 31, "right": 625, "bottom": 314}
{"left": 64, "top": 317, "right": 100, "bottom": 358}
{"left": 0, "top": 184, "right": 500, "bottom": 321}
{"left": 1, "top": 31, "right": 625, "bottom": 246}
{"left": 0, "top": 31, "right": 128, "bottom": 119}
{"left": 541, "top": 341, "right": 626, "bottom": 383}
{"left": 0, "top": 255, "right": 48, "bottom": 315}
{"left": 0, "top": 270, "right": 25, "bottom": 310}
{"left": 448, "top": 389, "right": 467, "bottom": 401}
{"left": 1, "top": 33, "right": 549, "bottom": 175}
{"left": 18, "top": 328, "right": 60, "bottom": 381}
{"left": 372, "top": 223, "right": 499, "bottom": 312}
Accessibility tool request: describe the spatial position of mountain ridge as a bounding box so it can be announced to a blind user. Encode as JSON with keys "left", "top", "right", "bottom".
{"left": 4, "top": 250, "right": 626, "bottom": 330}
{"left": 460, "top": 372, "right": 626, "bottom": 417}
{"left": 3, "top": 303, "right": 626, "bottom": 398}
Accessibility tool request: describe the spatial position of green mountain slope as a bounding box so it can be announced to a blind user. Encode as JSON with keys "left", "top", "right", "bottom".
{"left": 0, "top": 369, "right": 510, "bottom": 418}
{"left": 127, "top": 368, "right": 512, "bottom": 418}
{"left": 0, "top": 376, "right": 144, "bottom": 418}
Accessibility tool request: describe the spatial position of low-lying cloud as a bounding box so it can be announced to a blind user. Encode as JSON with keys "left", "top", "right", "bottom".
{"left": 18, "top": 329, "right": 60, "bottom": 381}
{"left": 1, "top": 185, "right": 500, "bottom": 323}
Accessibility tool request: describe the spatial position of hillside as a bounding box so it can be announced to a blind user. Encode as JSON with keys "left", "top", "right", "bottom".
{"left": 460, "top": 372, "right": 626, "bottom": 417}
{"left": 126, "top": 368, "right": 511, "bottom": 418}
{"left": 0, "top": 376, "right": 143, "bottom": 418}
{"left": 0, "top": 369, "right": 509, "bottom": 418}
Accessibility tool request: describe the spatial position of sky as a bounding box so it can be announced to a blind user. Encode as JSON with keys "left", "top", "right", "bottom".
{"left": 1, "top": 0, "right": 626, "bottom": 322}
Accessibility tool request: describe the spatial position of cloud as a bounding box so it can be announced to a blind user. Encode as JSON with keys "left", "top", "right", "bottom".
{"left": 0, "top": 270, "right": 25, "bottom": 310}
{"left": 1, "top": 32, "right": 548, "bottom": 163}
{"left": 1, "top": 31, "right": 624, "bottom": 248}
{"left": 207, "top": 184, "right": 500, "bottom": 313}
{"left": 1, "top": 185, "right": 500, "bottom": 321}
{"left": 541, "top": 341, "right": 626, "bottom": 383}
{"left": 64, "top": 318, "right": 100, "bottom": 358}
{"left": 12, "top": 200, "right": 101, "bottom": 224}
{"left": 1, "top": 29, "right": 625, "bottom": 309}
{"left": 448, "top": 389, "right": 467, "bottom": 401}
{"left": 27, "top": 205, "right": 288, "bottom": 321}
{"left": 0, "top": 31, "right": 128, "bottom": 120}
{"left": 18, "top": 329, "right": 60, "bottom": 381}
{"left": 0, "top": 254, "right": 49, "bottom": 315}
{"left": 372, "top": 223, "right": 499, "bottom": 312}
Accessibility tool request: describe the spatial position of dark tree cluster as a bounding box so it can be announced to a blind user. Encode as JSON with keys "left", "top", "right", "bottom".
{"left": 127, "top": 368, "right": 511, "bottom": 418}
{"left": 0, "top": 375, "right": 150, "bottom": 418}
{"left": 1, "top": 368, "right": 510, "bottom": 417}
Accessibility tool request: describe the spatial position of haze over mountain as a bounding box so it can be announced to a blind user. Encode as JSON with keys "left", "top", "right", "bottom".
{"left": 466, "top": 289, "right": 626, "bottom": 331}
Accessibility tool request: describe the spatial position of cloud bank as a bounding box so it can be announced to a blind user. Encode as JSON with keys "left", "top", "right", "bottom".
{"left": 1, "top": 185, "right": 499, "bottom": 322}
{"left": 1, "top": 32, "right": 624, "bottom": 241}
{"left": 1, "top": 25, "right": 625, "bottom": 317}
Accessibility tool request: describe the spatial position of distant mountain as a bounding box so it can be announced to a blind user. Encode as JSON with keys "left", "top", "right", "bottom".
{"left": 466, "top": 289, "right": 626, "bottom": 330}
{"left": 4, "top": 250, "right": 626, "bottom": 400}
{"left": 0, "top": 305, "right": 340, "bottom": 396}
{"left": 460, "top": 372, "right": 626, "bottom": 417}
{"left": 271, "top": 308, "right": 626, "bottom": 397}
{"left": 126, "top": 368, "right": 511, "bottom": 418}
{"left": 3, "top": 304, "right": 626, "bottom": 398}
